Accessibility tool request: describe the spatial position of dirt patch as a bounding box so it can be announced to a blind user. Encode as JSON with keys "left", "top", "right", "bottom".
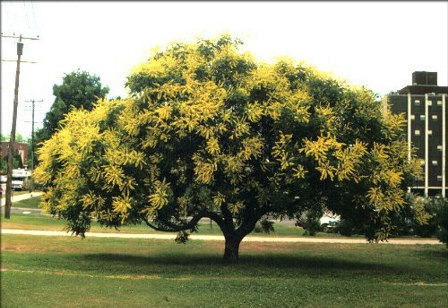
{"left": 241, "top": 241, "right": 299, "bottom": 253}
{"left": 1, "top": 268, "right": 192, "bottom": 281}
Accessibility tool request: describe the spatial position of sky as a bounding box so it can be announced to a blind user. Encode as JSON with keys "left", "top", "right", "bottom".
{"left": 1, "top": 1, "right": 447, "bottom": 139}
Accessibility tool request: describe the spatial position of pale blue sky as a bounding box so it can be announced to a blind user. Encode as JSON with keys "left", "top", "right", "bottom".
{"left": 1, "top": 1, "right": 447, "bottom": 138}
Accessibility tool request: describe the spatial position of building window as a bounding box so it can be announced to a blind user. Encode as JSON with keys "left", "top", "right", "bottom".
{"left": 437, "top": 100, "right": 442, "bottom": 106}
{"left": 420, "top": 115, "right": 425, "bottom": 120}
{"left": 411, "top": 114, "right": 415, "bottom": 120}
{"left": 428, "top": 130, "right": 432, "bottom": 135}
{"left": 415, "top": 100, "right": 421, "bottom": 105}
{"left": 432, "top": 160, "right": 438, "bottom": 166}
{"left": 415, "top": 130, "right": 420, "bottom": 136}
{"left": 427, "top": 101, "right": 432, "bottom": 106}
{"left": 432, "top": 115, "right": 438, "bottom": 120}
{"left": 437, "top": 175, "right": 443, "bottom": 182}
{"left": 437, "top": 145, "right": 443, "bottom": 151}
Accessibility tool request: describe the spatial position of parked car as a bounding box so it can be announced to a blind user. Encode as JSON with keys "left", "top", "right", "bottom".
{"left": 320, "top": 212, "right": 341, "bottom": 232}
{"left": 11, "top": 180, "right": 24, "bottom": 191}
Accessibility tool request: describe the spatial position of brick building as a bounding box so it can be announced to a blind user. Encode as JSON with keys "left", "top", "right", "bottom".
{"left": 383, "top": 71, "right": 448, "bottom": 197}
{"left": 0, "top": 141, "right": 28, "bottom": 167}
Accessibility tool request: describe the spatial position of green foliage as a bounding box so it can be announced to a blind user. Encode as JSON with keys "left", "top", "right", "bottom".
{"left": 394, "top": 195, "right": 448, "bottom": 247}
{"left": 1, "top": 133, "right": 27, "bottom": 142}
{"left": 36, "top": 35, "right": 419, "bottom": 259}
{"left": 333, "top": 219, "right": 364, "bottom": 237}
{"left": 296, "top": 210, "right": 323, "bottom": 236}
{"left": 254, "top": 218, "right": 275, "bottom": 234}
{"left": 35, "top": 70, "right": 109, "bottom": 146}
{"left": 1, "top": 150, "right": 24, "bottom": 173}
{"left": 1, "top": 134, "right": 28, "bottom": 173}
{"left": 429, "top": 197, "right": 448, "bottom": 247}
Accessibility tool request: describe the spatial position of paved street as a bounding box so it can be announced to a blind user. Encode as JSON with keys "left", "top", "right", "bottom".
{"left": 0, "top": 192, "right": 43, "bottom": 215}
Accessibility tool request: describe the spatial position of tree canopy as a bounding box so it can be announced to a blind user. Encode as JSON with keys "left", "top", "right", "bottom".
{"left": 36, "top": 70, "right": 109, "bottom": 143}
{"left": 35, "top": 35, "right": 421, "bottom": 261}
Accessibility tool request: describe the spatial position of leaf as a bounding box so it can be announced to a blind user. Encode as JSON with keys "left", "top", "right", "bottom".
{"left": 148, "top": 179, "right": 171, "bottom": 209}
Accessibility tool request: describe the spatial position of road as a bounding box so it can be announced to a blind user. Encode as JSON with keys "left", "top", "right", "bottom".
{"left": 0, "top": 191, "right": 43, "bottom": 215}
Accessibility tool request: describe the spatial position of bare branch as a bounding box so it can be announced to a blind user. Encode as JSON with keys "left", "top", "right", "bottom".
{"left": 142, "top": 211, "right": 205, "bottom": 232}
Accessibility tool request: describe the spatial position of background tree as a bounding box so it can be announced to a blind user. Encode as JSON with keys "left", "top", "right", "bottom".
{"left": 1, "top": 134, "right": 28, "bottom": 173}
{"left": 35, "top": 35, "right": 421, "bottom": 261}
{"left": 35, "top": 70, "right": 109, "bottom": 145}
{"left": 1, "top": 150, "right": 24, "bottom": 173}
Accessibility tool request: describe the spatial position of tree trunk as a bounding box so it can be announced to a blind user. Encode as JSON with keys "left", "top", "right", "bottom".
{"left": 223, "top": 235, "right": 242, "bottom": 262}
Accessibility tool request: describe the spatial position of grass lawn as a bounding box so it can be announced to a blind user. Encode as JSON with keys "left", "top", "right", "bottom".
{"left": 1, "top": 212, "right": 315, "bottom": 237}
{"left": 10, "top": 196, "right": 43, "bottom": 209}
{"left": 1, "top": 234, "right": 447, "bottom": 307}
{"left": 4, "top": 197, "right": 348, "bottom": 238}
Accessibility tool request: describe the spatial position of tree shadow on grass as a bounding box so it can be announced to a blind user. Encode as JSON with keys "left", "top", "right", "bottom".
{"left": 413, "top": 248, "right": 448, "bottom": 260}
{"left": 78, "top": 252, "right": 402, "bottom": 279}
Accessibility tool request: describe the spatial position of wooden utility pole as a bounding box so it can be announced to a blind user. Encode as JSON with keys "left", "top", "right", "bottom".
{"left": 25, "top": 99, "right": 43, "bottom": 192}
{"left": 2, "top": 34, "right": 39, "bottom": 219}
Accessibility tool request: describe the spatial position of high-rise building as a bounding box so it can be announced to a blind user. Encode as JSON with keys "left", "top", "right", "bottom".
{"left": 383, "top": 71, "right": 448, "bottom": 197}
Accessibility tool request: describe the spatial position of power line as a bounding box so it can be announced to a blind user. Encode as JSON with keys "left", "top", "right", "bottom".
{"left": 1, "top": 33, "right": 40, "bottom": 40}
{"left": 2, "top": 59, "right": 37, "bottom": 63}
{"left": 25, "top": 99, "right": 43, "bottom": 192}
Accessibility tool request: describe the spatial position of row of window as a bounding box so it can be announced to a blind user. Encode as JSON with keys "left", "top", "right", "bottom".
{"left": 415, "top": 175, "right": 445, "bottom": 182}
{"left": 420, "top": 160, "right": 441, "bottom": 166}
{"left": 414, "top": 130, "right": 432, "bottom": 136}
{"left": 414, "top": 100, "right": 443, "bottom": 106}
{"left": 414, "top": 130, "right": 447, "bottom": 137}
{"left": 410, "top": 114, "right": 439, "bottom": 120}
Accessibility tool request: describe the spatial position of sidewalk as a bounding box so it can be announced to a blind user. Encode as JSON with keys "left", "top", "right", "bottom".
{"left": 0, "top": 192, "right": 443, "bottom": 245}
{"left": 0, "top": 229, "right": 442, "bottom": 245}
{"left": 0, "top": 192, "right": 43, "bottom": 207}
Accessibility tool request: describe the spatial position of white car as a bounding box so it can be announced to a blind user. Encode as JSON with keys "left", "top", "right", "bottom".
{"left": 320, "top": 212, "right": 340, "bottom": 232}
{"left": 11, "top": 180, "right": 24, "bottom": 191}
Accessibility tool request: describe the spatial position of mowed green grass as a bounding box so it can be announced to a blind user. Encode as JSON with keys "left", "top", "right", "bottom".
{"left": 1, "top": 234, "right": 447, "bottom": 307}
{"left": 2, "top": 212, "right": 309, "bottom": 237}
{"left": 9, "top": 195, "right": 43, "bottom": 209}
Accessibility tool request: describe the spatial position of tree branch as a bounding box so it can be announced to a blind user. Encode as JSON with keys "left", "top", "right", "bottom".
{"left": 220, "top": 204, "right": 235, "bottom": 232}
{"left": 202, "top": 210, "right": 226, "bottom": 232}
{"left": 142, "top": 212, "right": 205, "bottom": 232}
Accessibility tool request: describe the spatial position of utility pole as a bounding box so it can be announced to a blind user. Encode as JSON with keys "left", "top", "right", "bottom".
{"left": 25, "top": 99, "right": 43, "bottom": 192}
{"left": 2, "top": 33, "right": 39, "bottom": 219}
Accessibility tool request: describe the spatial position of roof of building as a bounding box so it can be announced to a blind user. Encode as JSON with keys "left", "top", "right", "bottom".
{"left": 398, "top": 85, "right": 448, "bottom": 95}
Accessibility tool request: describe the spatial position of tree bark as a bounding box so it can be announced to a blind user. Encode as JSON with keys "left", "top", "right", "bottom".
{"left": 223, "top": 234, "right": 242, "bottom": 262}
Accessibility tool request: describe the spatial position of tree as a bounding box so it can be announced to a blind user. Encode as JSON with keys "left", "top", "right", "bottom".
{"left": 35, "top": 35, "right": 420, "bottom": 261}
{"left": 1, "top": 134, "right": 28, "bottom": 173}
{"left": 1, "top": 133, "right": 26, "bottom": 142}
{"left": 434, "top": 198, "right": 448, "bottom": 247}
{"left": 1, "top": 150, "right": 24, "bottom": 173}
{"left": 35, "top": 70, "right": 109, "bottom": 144}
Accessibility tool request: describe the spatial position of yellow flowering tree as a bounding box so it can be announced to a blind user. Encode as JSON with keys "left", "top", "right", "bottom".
{"left": 36, "top": 35, "right": 420, "bottom": 261}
